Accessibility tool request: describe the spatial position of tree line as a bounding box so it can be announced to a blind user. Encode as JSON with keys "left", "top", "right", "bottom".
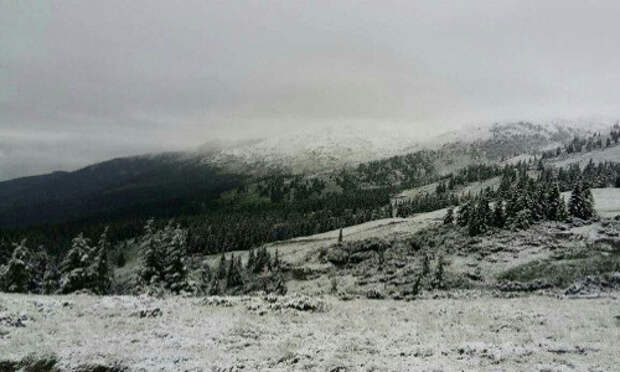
{"left": 445, "top": 166, "right": 597, "bottom": 236}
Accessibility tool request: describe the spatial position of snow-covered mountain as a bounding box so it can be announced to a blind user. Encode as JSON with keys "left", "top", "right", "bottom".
{"left": 198, "top": 125, "right": 424, "bottom": 173}
{"left": 197, "top": 119, "right": 619, "bottom": 173}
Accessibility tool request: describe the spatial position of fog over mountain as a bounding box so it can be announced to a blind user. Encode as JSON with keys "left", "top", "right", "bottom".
{"left": 2, "top": 1, "right": 620, "bottom": 180}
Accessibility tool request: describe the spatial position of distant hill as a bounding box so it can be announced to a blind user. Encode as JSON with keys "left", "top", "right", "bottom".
{"left": 0, "top": 152, "right": 243, "bottom": 228}
{"left": 0, "top": 119, "right": 611, "bottom": 229}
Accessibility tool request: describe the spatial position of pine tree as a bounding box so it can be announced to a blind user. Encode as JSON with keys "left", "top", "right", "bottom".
{"left": 93, "top": 227, "right": 112, "bottom": 294}
{"left": 138, "top": 219, "right": 164, "bottom": 286}
{"left": 421, "top": 250, "right": 431, "bottom": 277}
{"left": 59, "top": 233, "right": 93, "bottom": 294}
{"left": 226, "top": 253, "right": 243, "bottom": 288}
{"left": 558, "top": 196, "right": 569, "bottom": 222}
{"left": 198, "top": 261, "right": 212, "bottom": 295}
{"left": 492, "top": 201, "right": 506, "bottom": 228}
{"left": 43, "top": 262, "right": 60, "bottom": 294}
{"left": 568, "top": 180, "right": 596, "bottom": 220}
{"left": 443, "top": 207, "right": 454, "bottom": 225}
{"left": 217, "top": 254, "right": 227, "bottom": 280}
{"left": 509, "top": 208, "right": 533, "bottom": 230}
{"left": 434, "top": 253, "right": 445, "bottom": 289}
{"left": 582, "top": 182, "right": 596, "bottom": 219}
{"left": 411, "top": 273, "right": 422, "bottom": 296}
{"left": 272, "top": 249, "right": 281, "bottom": 270}
{"left": 545, "top": 183, "right": 563, "bottom": 221}
{"left": 163, "top": 224, "right": 189, "bottom": 293}
{"left": 1, "top": 239, "right": 32, "bottom": 293}
{"left": 457, "top": 201, "right": 471, "bottom": 227}
{"left": 247, "top": 249, "right": 256, "bottom": 271}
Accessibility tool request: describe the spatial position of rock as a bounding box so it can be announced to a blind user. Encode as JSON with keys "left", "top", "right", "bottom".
{"left": 365, "top": 288, "right": 385, "bottom": 299}
{"left": 131, "top": 308, "right": 162, "bottom": 318}
{"left": 609, "top": 272, "right": 620, "bottom": 285}
{"left": 74, "top": 362, "right": 128, "bottom": 372}
{"left": 0, "top": 312, "right": 30, "bottom": 328}
{"left": 0, "top": 354, "right": 58, "bottom": 372}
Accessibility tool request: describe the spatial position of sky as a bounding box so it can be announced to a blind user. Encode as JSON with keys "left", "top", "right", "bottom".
{"left": 2, "top": 0, "right": 620, "bottom": 180}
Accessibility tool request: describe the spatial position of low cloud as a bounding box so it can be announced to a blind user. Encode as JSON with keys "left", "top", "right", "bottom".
{"left": 2, "top": 1, "right": 620, "bottom": 179}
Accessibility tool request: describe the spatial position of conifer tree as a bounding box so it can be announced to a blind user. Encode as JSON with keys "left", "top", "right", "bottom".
{"left": 247, "top": 249, "right": 256, "bottom": 271}
{"left": 411, "top": 273, "right": 422, "bottom": 296}
{"left": 1, "top": 239, "right": 32, "bottom": 293}
{"left": 443, "top": 207, "right": 454, "bottom": 225}
{"left": 558, "top": 196, "right": 569, "bottom": 222}
{"left": 434, "top": 253, "right": 445, "bottom": 289}
{"left": 457, "top": 201, "right": 471, "bottom": 227}
{"left": 569, "top": 180, "right": 596, "bottom": 220}
{"left": 43, "top": 262, "right": 60, "bottom": 294}
{"left": 138, "top": 219, "right": 164, "bottom": 286}
{"left": 273, "top": 249, "right": 281, "bottom": 270}
{"left": 545, "top": 183, "right": 563, "bottom": 221}
{"left": 93, "top": 227, "right": 112, "bottom": 294}
{"left": 198, "top": 261, "right": 212, "bottom": 295}
{"left": 421, "top": 250, "right": 431, "bottom": 277}
{"left": 163, "top": 224, "right": 189, "bottom": 293}
{"left": 217, "top": 254, "right": 227, "bottom": 280}
{"left": 59, "top": 233, "right": 93, "bottom": 294}
{"left": 492, "top": 201, "right": 506, "bottom": 228}
{"left": 226, "top": 253, "right": 243, "bottom": 288}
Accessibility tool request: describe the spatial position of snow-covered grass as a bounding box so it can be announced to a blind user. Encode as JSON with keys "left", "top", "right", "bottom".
{"left": 1, "top": 293, "right": 619, "bottom": 371}
{"left": 395, "top": 176, "right": 501, "bottom": 202}
{"left": 551, "top": 143, "right": 620, "bottom": 169}
{"left": 591, "top": 188, "right": 620, "bottom": 217}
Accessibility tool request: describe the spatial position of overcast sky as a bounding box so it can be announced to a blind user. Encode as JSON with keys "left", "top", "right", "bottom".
{"left": 2, "top": 1, "right": 620, "bottom": 180}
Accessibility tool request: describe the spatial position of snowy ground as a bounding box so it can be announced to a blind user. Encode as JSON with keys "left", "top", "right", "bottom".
{"left": 3, "top": 190, "right": 620, "bottom": 371}
{"left": 1, "top": 293, "right": 619, "bottom": 371}
{"left": 551, "top": 143, "right": 620, "bottom": 169}
{"left": 395, "top": 176, "right": 502, "bottom": 202}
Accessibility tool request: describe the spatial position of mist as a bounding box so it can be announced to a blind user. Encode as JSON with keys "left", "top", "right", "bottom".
{"left": 2, "top": 0, "right": 620, "bottom": 180}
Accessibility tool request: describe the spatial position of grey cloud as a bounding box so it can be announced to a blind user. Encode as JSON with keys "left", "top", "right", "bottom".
{"left": 2, "top": 0, "right": 620, "bottom": 179}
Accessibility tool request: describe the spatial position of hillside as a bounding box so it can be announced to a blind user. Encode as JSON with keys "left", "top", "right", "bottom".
{"left": 2, "top": 189, "right": 620, "bottom": 371}
{"left": 0, "top": 121, "right": 599, "bottom": 230}
{"left": 0, "top": 153, "right": 244, "bottom": 228}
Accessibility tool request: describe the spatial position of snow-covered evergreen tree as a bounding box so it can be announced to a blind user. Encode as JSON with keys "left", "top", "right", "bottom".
{"left": 163, "top": 224, "right": 189, "bottom": 293}
{"left": 1, "top": 239, "right": 32, "bottom": 293}
{"left": 93, "top": 227, "right": 112, "bottom": 294}
{"left": 272, "top": 249, "right": 281, "bottom": 270}
{"left": 457, "top": 201, "right": 471, "bottom": 227}
{"left": 545, "top": 183, "right": 563, "bottom": 221}
{"left": 421, "top": 250, "right": 431, "bottom": 277}
{"left": 226, "top": 253, "right": 243, "bottom": 288}
{"left": 246, "top": 249, "right": 256, "bottom": 271}
{"left": 217, "top": 254, "right": 227, "bottom": 280}
{"left": 59, "top": 233, "right": 94, "bottom": 294}
{"left": 492, "top": 201, "right": 506, "bottom": 228}
{"left": 433, "top": 253, "right": 445, "bottom": 289}
{"left": 443, "top": 207, "right": 454, "bottom": 225}
{"left": 138, "top": 219, "right": 165, "bottom": 287}
{"left": 568, "top": 180, "right": 596, "bottom": 220}
{"left": 43, "top": 262, "right": 60, "bottom": 294}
